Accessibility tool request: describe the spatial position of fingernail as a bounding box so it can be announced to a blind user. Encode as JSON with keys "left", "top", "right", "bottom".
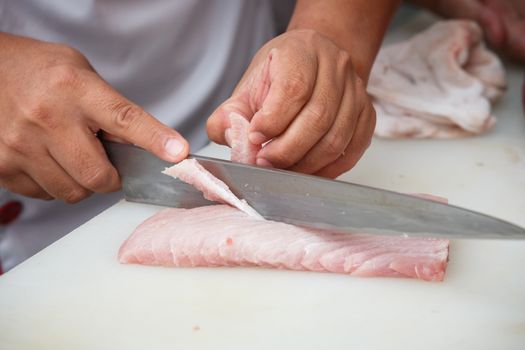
{"left": 249, "top": 132, "right": 267, "bottom": 145}
{"left": 165, "top": 138, "right": 185, "bottom": 159}
{"left": 224, "top": 128, "right": 232, "bottom": 146}
{"left": 256, "top": 157, "right": 273, "bottom": 168}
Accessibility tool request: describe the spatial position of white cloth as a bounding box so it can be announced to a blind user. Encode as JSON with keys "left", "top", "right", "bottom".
{"left": 0, "top": 0, "right": 277, "bottom": 271}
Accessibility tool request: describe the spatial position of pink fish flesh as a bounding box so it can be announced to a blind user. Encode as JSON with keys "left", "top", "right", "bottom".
{"left": 228, "top": 112, "right": 261, "bottom": 164}
{"left": 368, "top": 20, "right": 506, "bottom": 138}
{"left": 162, "top": 159, "right": 262, "bottom": 219}
{"left": 119, "top": 205, "right": 449, "bottom": 282}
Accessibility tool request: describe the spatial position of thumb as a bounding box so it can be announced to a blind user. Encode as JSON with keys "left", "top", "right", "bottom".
{"left": 84, "top": 79, "right": 189, "bottom": 163}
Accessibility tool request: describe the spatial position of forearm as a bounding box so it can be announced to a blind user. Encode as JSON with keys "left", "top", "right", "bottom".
{"left": 287, "top": 0, "right": 400, "bottom": 82}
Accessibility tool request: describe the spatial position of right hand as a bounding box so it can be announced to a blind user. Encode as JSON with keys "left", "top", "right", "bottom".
{"left": 0, "top": 33, "right": 189, "bottom": 203}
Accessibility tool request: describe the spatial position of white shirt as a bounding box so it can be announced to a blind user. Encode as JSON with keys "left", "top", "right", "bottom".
{"left": 0, "top": 0, "right": 278, "bottom": 271}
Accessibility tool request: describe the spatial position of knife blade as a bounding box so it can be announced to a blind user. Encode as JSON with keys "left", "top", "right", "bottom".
{"left": 102, "top": 140, "right": 525, "bottom": 239}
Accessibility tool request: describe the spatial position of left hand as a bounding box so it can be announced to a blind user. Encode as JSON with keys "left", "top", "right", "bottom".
{"left": 409, "top": 0, "right": 525, "bottom": 62}
{"left": 206, "top": 29, "right": 375, "bottom": 178}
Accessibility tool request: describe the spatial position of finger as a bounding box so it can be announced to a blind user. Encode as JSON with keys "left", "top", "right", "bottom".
{"left": 501, "top": 20, "right": 525, "bottom": 61}
{"left": 0, "top": 145, "right": 52, "bottom": 199}
{"left": 81, "top": 76, "right": 189, "bottom": 163}
{"left": 254, "top": 52, "right": 346, "bottom": 168}
{"left": 99, "top": 131, "right": 129, "bottom": 144}
{"left": 422, "top": 0, "right": 506, "bottom": 47}
{"left": 23, "top": 153, "right": 92, "bottom": 203}
{"left": 478, "top": 6, "right": 506, "bottom": 49}
{"left": 247, "top": 48, "right": 317, "bottom": 145}
{"left": 315, "top": 101, "right": 376, "bottom": 179}
{"left": 207, "top": 96, "right": 256, "bottom": 146}
{"left": 207, "top": 48, "right": 315, "bottom": 147}
{"left": 1, "top": 173, "right": 52, "bottom": 200}
{"left": 482, "top": 0, "right": 525, "bottom": 61}
{"left": 289, "top": 73, "right": 361, "bottom": 174}
{"left": 207, "top": 52, "right": 274, "bottom": 146}
{"left": 47, "top": 126, "right": 120, "bottom": 193}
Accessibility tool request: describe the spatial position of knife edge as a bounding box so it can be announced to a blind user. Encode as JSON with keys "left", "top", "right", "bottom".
{"left": 102, "top": 141, "right": 525, "bottom": 239}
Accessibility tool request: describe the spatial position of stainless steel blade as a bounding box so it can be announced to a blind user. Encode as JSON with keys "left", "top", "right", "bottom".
{"left": 103, "top": 141, "right": 525, "bottom": 239}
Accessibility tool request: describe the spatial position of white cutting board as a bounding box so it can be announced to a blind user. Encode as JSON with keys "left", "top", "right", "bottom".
{"left": 1, "top": 13, "right": 525, "bottom": 350}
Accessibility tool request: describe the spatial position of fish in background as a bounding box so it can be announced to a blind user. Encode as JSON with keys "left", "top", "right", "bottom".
{"left": 368, "top": 20, "right": 506, "bottom": 138}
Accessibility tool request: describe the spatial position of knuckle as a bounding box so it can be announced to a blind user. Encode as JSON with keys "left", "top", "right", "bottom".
{"left": 63, "top": 187, "right": 89, "bottom": 204}
{"left": 3, "top": 130, "right": 28, "bottom": 153}
{"left": 338, "top": 50, "right": 351, "bottom": 65}
{"left": 111, "top": 102, "right": 144, "bottom": 131}
{"left": 57, "top": 44, "right": 87, "bottom": 63}
{"left": 324, "top": 134, "right": 347, "bottom": 156}
{"left": 306, "top": 101, "right": 332, "bottom": 133}
{"left": 25, "top": 104, "right": 58, "bottom": 129}
{"left": 81, "top": 166, "right": 113, "bottom": 191}
{"left": 355, "top": 76, "right": 365, "bottom": 91}
{"left": 30, "top": 189, "right": 52, "bottom": 200}
{"left": 291, "top": 155, "right": 316, "bottom": 174}
{"left": 270, "top": 148, "right": 295, "bottom": 167}
{"left": 143, "top": 127, "right": 166, "bottom": 154}
{"left": 48, "top": 64, "right": 81, "bottom": 90}
{"left": 338, "top": 51, "right": 353, "bottom": 73}
{"left": 282, "top": 75, "right": 309, "bottom": 101}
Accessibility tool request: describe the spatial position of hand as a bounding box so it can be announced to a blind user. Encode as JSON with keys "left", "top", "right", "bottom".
{"left": 207, "top": 29, "right": 375, "bottom": 178}
{"left": 0, "top": 33, "right": 188, "bottom": 202}
{"left": 410, "top": 0, "right": 525, "bottom": 62}
{"left": 484, "top": 0, "right": 525, "bottom": 60}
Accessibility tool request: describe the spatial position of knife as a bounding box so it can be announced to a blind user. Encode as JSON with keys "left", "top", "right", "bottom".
{"left": 102, "top": 140, "right": 525, "bottom": 239}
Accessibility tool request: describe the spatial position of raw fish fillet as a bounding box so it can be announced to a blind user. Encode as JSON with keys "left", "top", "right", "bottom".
{"left": 228, "top": 112, "right": 261, "bottom": 164}
{"left": 162, "top": 159, "right": 262, "bottom": 219}
{"left": 368, "top": 20, "right": 506, "bottom": 138}
{"left": 119, "top": 205, "right": 449, "bottom": 282}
